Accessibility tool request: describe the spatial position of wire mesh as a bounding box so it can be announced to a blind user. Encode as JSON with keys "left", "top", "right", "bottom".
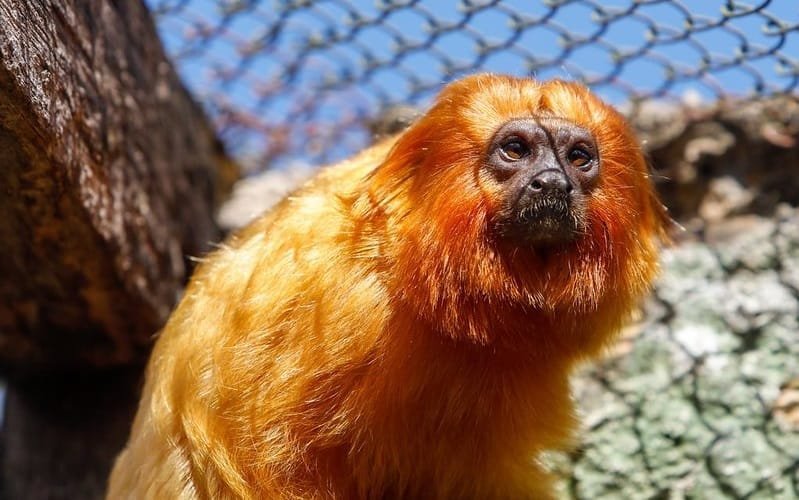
{"left": 148, "top": 0, "right": 799, "bottom": 170}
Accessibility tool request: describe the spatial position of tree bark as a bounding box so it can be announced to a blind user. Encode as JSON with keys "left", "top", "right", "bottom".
{"left": 0, "top": 0, "right": 235, "bottom": 372}
{"left": 0, "top": 1, "right": 236, "bottom": 498}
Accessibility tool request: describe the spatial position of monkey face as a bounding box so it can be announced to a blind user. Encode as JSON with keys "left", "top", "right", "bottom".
{"left": 371, "top": 74, "right": 669, "bottom": 325}
{"left": 486, "top": 117, "right": 600, "bottom": 247}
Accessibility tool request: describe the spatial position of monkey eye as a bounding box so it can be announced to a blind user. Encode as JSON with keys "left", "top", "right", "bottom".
{"left": 567, "top": 146, "right": 593, "bottom": 169}
{"left": 499, "top": 140, "right": 529, "bottom": 161}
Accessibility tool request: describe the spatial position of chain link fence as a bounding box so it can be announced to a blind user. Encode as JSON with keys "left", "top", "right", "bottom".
{"left": 148, "top": 0, "right": 799, "bottom": 170}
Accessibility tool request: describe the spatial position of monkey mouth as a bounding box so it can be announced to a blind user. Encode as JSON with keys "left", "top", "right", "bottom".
{"left": 497, "top": 194, "right": 584, "bottom": 247}
{"left": 519, "top": 195, "right": 569, "bottom": 223}
{"left": 521, "top": 200, "right": 580, "bottom": 245}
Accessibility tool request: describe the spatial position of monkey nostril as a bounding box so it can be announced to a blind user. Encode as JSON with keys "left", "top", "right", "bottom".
{"left": 529, "top": 171, "right": 571, "bottom": 196}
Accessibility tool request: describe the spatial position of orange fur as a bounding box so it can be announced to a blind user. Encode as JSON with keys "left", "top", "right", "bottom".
{"left": 108, "top": 74, "right": 667, "bottom": 499}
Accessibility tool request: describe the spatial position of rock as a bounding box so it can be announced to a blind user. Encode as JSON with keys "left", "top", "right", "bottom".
{"left": 554, "top": 209, "right": 799, "bottom": 499}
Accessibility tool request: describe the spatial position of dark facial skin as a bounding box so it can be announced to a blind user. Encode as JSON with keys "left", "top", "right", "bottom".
{"left": 487, "top": 117, "right": 600, "bottom": 246}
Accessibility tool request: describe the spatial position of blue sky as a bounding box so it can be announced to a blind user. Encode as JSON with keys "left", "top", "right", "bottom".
{"left": 148, "top": 1, "right": 799, "bottom": 167}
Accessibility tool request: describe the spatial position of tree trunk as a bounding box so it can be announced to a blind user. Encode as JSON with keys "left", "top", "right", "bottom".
{"left": 0, "top": 1, "right": 235, "bottom": 498}
{"left": 1, "top": 370, "right": 141, "bottom": 500}
{"left": 0, "top": 0, "right": 235, "bottom": 371}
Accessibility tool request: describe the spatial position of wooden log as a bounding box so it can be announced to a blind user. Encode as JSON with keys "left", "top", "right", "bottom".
{"left": 0, "top": 0, "right": 236, "bottom": 372}
{"left": 0, "top": 1, "right": 237, "bottom": 497}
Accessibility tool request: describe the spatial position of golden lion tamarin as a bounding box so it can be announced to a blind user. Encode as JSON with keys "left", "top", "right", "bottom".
{"left": 108, "top": 74, "right": 669, "bottom": 499}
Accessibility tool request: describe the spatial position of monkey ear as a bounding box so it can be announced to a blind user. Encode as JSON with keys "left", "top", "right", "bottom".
{"left": 363, "top": 116, "right": 433, "bottom": 212}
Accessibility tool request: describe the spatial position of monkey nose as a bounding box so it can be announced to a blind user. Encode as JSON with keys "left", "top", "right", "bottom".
{"left": 528, "top": 170, "right": 573, "bottom": 196}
